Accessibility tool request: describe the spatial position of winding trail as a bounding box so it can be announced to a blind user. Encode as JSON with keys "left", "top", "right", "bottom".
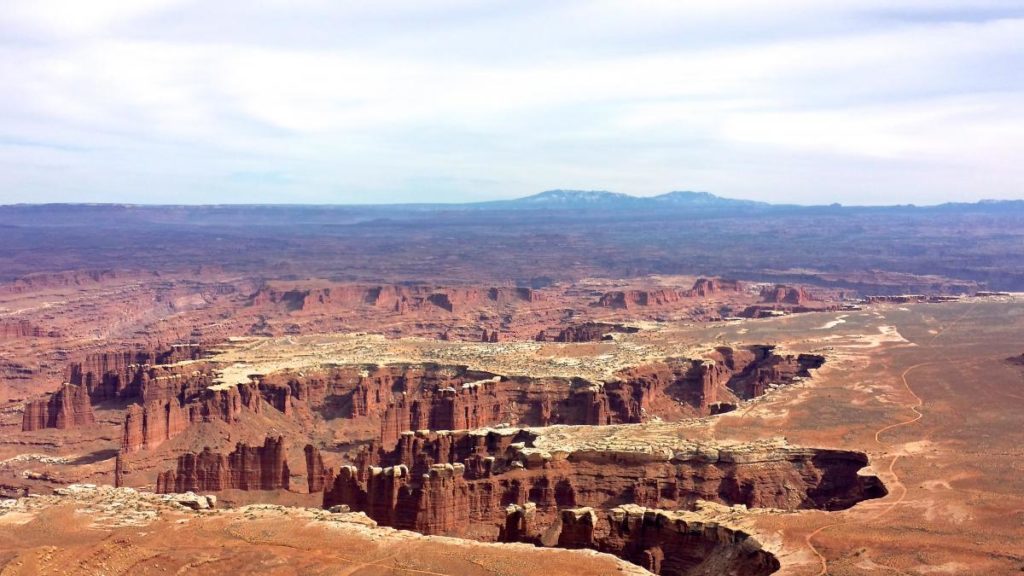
{"left": 804, "top": 303, "right": 979, "bottom": 575}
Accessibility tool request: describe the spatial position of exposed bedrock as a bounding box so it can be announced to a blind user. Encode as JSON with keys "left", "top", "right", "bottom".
{"left": 21, "top": 383, "right": 95, "bottom": 431}
{"left": 252, "top": 346, "right": 823, "bottom": 450}
{"left": 0, "top": 319, "right": 56, "bottom": 339}
{"left": 121, "top": 382, "right": 264, "bottom": 453}
{"left": 304, "top": 444, "right": 335, "bottom": 493}
{"left": 534, "top": 322, "right": 640, "bottom": 343}
{"left": 597, "top": 278, "right": 743, "bottom": 310}
{"left": 598, "top": 289, "right": 684, "bottom": 309}
{"left": 66, "top": 344, "right": 206, "bottom": 401}
{"left": 689, "top": 277, "right": 742, "bottom": 297}
{"left": 251, "top": 284, "right": 542, "bottom": 315}
{"left": 155, "top": 436, "right": 291, "bottom": 493}
{"left": 759, "top": 285, "right": 810, "bottom": 305}
{"left": 323, "top": 430, "right": 886, "bottom": 539}
{"left": 558, "top": 505, "right": 780, "bottom": 576}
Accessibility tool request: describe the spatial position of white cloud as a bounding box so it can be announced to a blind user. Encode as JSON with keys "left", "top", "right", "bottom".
{"left": 0, "top": 1, "right": 1022, "bottom": 203}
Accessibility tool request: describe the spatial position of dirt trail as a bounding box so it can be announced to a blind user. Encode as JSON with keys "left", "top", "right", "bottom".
{"left": 805, "top": 304, "right": 978, "bottom": 575}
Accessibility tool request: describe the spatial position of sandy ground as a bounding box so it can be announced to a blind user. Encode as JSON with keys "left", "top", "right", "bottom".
{"left": 693, "top": 299, "right": 1024, "bottom": 575}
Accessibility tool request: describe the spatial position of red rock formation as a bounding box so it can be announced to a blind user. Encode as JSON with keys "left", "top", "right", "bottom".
{"left": 66, "top": 345, "right": 205, "bottom": 401}
{"left": 304, "top": 445, "right": 335, "bottom": 493}
{"left": 156, "top": 436, "right": 291, "bottom": 493}
{"left": 121, "top": 399, "right": 189, "bottom": 452}
{"left": 326, "top": 463, "right": 470, "bottom": 535}
{"left": 194, "top": 382, "right": 263, "bottom": 422}
{"left": 288, "top": 349, "right": 819, "bottom": 454}
{"left": 252, "top": 283, "right": 542, "bottom": 317}
{"left": 257, "top": 381, "right": 292, "bottom": 414}
{"left": 557, "top": 507, "right": 598, "bottom": 548}
{"left": 557, "top": 506, "right": 780, "bottom": 576}
{"left": 413, "top": 463, "right": 471, "bottom": 534}
{"left": 0, "top": 320, "right": 54, "bottom": 339}
{"left": 760, "top": 285, "right": 810, "bottom": 305}
{"left": 1, "top": 270, "right": 119, "bottom": 294}
{"left": 487, "top": 286, "right": 541, "bottom": 303}
{"left": 121, "top": 381, "right": 267, "bottom": 454}
{"left": 687, "top": 277, "right": 742, "bottom": 297}
{"left": 597, "top": 289, "right": 682, "bottom": 309}
{"left": 114, "top": 452, "right": 127, "bottom": 488}
{"left": 536, "top": 322, "right": 639, "bottom": 343}
{"left": 324, "top": 430, "right": 885, "bottom": 538}
{"left": 21, "top": 383, "right": 95, "bottom": 431}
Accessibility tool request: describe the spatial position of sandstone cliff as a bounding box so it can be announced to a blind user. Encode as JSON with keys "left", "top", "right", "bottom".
{"left": 156, "top": 436, "right": 291, "bottom": 493}
{"left": 121, "top": 382, "right": 265, "bottom": 453}
{"left": 759, "top": 285, "right": 810, "bottom": 305}
{"left": 21, "top": 383, "right": 95, "bottom": 431}
{"left": 304, "top": 445, "right": 335, "bottom": 493}
{"left": 66, "top": 345, "right": 205, "bottom": 401}
{"left": 0, "top": 319, "right": 55, "bottom": 339}
{"left": 688, "top": 277, "right": 742, "bottom": 297}
{"left": 597, "top": 289, "right": 683, "bottom": 309}
{"left": 324, "top": 431, "right": 885, "bottom": 539}
{"left": 251, "top": 284, "right": 542, "bottom": 316}
{"left": 557, "top": 505, "right": 780, "bottom": 576}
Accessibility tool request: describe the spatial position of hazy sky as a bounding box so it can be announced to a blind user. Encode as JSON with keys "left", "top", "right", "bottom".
{"left": 1, "top": 1, "right": 1023, "bottom": 205}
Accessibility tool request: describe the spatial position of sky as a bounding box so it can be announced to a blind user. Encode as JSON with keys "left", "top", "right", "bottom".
{"left": 1, "top": 1, "right": 1023, "bottom": 205}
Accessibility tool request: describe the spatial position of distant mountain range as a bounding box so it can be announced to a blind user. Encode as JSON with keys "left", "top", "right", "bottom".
{"left": 470, "top": 189, "right": 1024, "bottom": 212}
{"left": 0, "top": 191, "right": 1021, "bottom": 220}
{"left": 473, "top": 189, "right": 770, "bottom": 210}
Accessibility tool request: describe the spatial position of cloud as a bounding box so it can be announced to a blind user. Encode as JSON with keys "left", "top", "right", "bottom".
{"left": 0, "top": 1, "right": 1021, "bottom": 204}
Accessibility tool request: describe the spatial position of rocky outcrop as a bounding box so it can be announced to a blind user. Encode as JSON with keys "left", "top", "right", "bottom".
{"left": 324, "top": 431, "right": 885, "bottom": 538}
{"left": 156, "top": 436, "right": 291, "bottom": 493}
{"left": 864, "top": 294, "right": 961, "bottom": 304}
{"left": 121, "top": 382, "right": 265, "bottom": 453}
{"left": 536, "top": 322, "right": 639, "bottom": 343}
{"left": 326, "top": 463, "right": 470, "bottom": 535}
{"left": 264, "top": 348, "right": 821, "bottom": 453}
{"left": 596, "top": 280, "right": 743, "bottom": 309}
{"left": 21, "top": 383, "right": 95, "bottom": 431}
{"left": 121, "top": 399, "right": 189, "bottom": 452}
{"left": 114, "top": 452, "right": 127, "bottom": 488}
{"left": 760, "top": 285, "right": 810, "bottom": 305}
{"left": 305, "top": 445, "right": 335, "bottom": 493}
{"left": 0, "top": 270, "right": 119, "bottom": 295}
{"left": 251, "top": 284, "right": 542, "bottom": 316}
{"left": 66, "top": 345, "right": 206, "bottom": 401}
{"left": 558, "top": 505, "right": 780, "bottom": 576}
{"left": 0, "top": 320, "right": 55, "bottom": 339}
{"left": 597, "top": 289, "right": 683, "bottom": 309}
{"left": 687, "top": 277, "right": 742, "bottom": 297}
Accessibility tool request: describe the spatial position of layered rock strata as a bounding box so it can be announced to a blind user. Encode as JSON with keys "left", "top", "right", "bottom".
{"left": 558, "top": 504, "right": 780, "bottom": 576}
{"left": 304, "top": 445, "right": 335, "bottom": 493}
{"left": 121, "top": 382, "right": 264, "bottom": 453}
{"left": 66, "top": 345, "right": 206, "bottom": 401}
{"left": 255, "top": 346, "right": 822, "bottom": 450}
{"left": 156, "top": 436, "right": 291, "bottom": 493}
{"left": 21, "top": 383, "right": 95, "bottom": 431}
{"left": 252, "top": 284, "right": 542, "bottom": 315}
{"left": 323, "top": 432, "right": 885, "bottom": 539}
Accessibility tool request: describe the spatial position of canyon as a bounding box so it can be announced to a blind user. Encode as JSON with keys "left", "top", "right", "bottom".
{"left": 1, "top": 200, "right": 1022, "bottom": 575}
{"left": 2, "top": 320, "right": 881, "bottom": 576}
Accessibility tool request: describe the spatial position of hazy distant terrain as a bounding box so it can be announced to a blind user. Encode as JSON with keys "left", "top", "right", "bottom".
{"left": 2, "top": 192, "right": 1022, "bottom": 291}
